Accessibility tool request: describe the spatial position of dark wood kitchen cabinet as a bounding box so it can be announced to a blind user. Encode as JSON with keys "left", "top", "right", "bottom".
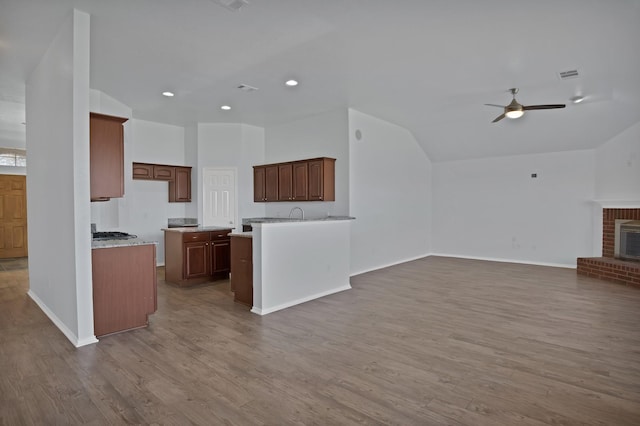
{"left": 169, "top": 166, "right": 191, "bottom": 202}
{"left": 92, "top": 244, "right": 157, "bottom": 337}
{"left": 153, "top": 165, "right": 175, "bottom": 180}
{"left": 164, "top": 229, "right": 232, "bottom": 286}
{"left": 308, "top": 157, "right": 335, "bottom": 201}
{"left": 211, "top": 229, "right": 231, "bottom": 278}
{"left": 133, "top": 162, "right": 191, "bottom": 202}
{"left": 90, "top": 112, "right": 128, "bottom": 201}
{"left": 132, "top": 162, "right": 154, "bottom": 179}
{"left": 253, "top": 157, "right": 334, "bottom": 202}
{"left": 253, "top": 165, "right": 279, "bottom": 202}
{"left": 278, "top": 163, "right": 293, "bottom": 201}
{"left": 230, "top": 235, "right": 253, "bottom": 307}
{"left": 292, "top": 161, "right": 309, "bottom": 201}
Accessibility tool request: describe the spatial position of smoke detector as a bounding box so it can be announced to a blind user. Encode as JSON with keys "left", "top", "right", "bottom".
{"left": 210, "top": 0, "right": 249, "bottom": 12}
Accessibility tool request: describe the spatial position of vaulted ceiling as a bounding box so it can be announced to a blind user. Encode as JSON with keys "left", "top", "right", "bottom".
{"left": 1, "top": 0, "right": 639, "bottom": 162}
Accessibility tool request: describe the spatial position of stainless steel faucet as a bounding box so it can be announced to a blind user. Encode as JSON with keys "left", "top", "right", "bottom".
{"left": 289, "top": 206, "right": 304, "bottom": 220}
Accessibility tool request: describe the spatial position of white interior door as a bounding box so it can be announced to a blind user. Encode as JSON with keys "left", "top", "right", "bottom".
{"left": 202, "top": 168, "right": 237, "bottom": 228}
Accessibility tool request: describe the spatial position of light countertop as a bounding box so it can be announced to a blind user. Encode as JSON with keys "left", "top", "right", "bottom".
{"left": 92, "top": 238, "right": 158, "bottom": 249}
{"left": 242, "top": 216, "right": 354, "bottom": 225}
{"left": 229, "top": 231, "right": 253, "bottom": 238}
{"left": 162, "top": 226, "right": 234, "bottom": 233}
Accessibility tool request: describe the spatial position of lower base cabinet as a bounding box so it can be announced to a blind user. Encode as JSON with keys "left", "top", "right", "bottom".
{"left": 164, "top": 229, "right": 232, "bottom": 286}
{"left": 230, "top": 235, "right": 253, "bottom": 307}
{"left": 92, "top": 244, "right": 157, "bottom": 337}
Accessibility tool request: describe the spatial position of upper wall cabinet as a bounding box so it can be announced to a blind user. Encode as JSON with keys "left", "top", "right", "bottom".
{"left": 132, "top": 162, "right": 192, "bottom": 202}
{"left": 90, "top": 113, "right": 128, "bottom": 201}
{"left": 253, "top": 157, "right": 335, "bottom": 203}
{"left": 253, "top": 164, "right": 279, "bottom": 202}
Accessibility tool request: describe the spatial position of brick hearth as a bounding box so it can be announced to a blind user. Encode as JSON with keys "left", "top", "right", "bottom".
{"left": 577, "top": 208, "right": 640, "bottom": 287}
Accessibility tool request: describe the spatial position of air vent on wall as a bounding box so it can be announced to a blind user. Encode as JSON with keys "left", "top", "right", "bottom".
{"left": 558, "top": 69, "right": 580, "bottom": 80}
{"left": 237, "top": 84, "right": 259, "bottom": 92}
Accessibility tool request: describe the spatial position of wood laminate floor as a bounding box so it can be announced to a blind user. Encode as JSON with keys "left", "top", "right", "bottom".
{"left": 1, "top": 256, "right": 640, "bottom": 425}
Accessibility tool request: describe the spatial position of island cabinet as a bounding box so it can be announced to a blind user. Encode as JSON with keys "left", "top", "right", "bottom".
{"left": 253, "top": 157, "right": 335, "bottom": 202}
{"left": 164, "top": 229, "right": 233, "bottom": 286}
{"left": 230, "top": 235, "right": 253, "bottom": 307}
{"left": 92, "top": 244, "right": 157, "bottom": 337}
{"left": 90, "top": 113, "right": 128, "bottom": 201}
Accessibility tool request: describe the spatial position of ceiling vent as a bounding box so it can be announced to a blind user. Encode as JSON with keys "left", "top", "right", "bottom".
{"left": 237, "top": 84, "right": 259, "bottom": 92}
{"left": 558, "top": 69, "right": 580, "bottom": 80}
{"left": 210, "top": 0, "right": 249, "bottom": 12}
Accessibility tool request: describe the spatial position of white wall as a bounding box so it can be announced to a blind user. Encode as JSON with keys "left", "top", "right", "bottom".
{"left": 432, "top": 150, "right": 596, "bottom": 267}
{"left": 348, "top": 109, "right": 432, "bottom": 275}
{"left": 197, "top": 123, "right": 266, "bottom": 229}
{"left": 25, "top": 10, "right": 96, "bottom": 347}
{"left": 264, "top": 109, "right": 349, "bottom": 218}
{"left": 595, "top": 120, "right": 640, "bottom": 201}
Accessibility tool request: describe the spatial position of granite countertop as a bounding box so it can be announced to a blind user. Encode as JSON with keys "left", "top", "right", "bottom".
{"left": 242, "top": 216, "right": 355, "bottom": 225}
{"left": 228, "top": 231, "right": 253, "bottom": 238}
{"left": 92, "top": 238, "right": 158, "bottom": 249}
{"left": 162, "top": 226, "right": 235, "bottom": 233}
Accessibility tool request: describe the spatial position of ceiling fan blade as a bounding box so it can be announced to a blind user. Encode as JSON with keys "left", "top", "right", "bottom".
{"left": 484, "top": 103, "right": 505, "bottom": 108}
{"left": 522, "top": 104, "right": 566, "bottom": 110}
{"left": 492, "top": 113, "right": 506, "bottom": 123}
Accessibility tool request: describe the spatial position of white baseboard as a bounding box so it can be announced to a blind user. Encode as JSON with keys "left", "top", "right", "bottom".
{"left": 429, "top": 253, "right": 576, "bottom": 269}
{"left": 27, "top": 290, "right": 98, "bottom": 347}
{"left": 251, "top": 283, "right": 352, "bottom": 316}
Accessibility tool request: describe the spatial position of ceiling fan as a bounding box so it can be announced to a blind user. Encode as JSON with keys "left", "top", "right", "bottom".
{"left": 485, "top": 88, "right": 565, "bottom": 123}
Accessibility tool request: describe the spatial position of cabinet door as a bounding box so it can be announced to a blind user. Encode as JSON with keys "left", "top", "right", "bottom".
{"left": 308, "top": 158, "right": 335, "bottom": 201}
{"left": 184, "top": 241, "right": 209, "bottom": 279}
{"left": 253, "top": 166, "right": 266, "bottom": 202}
{"left": 153, "top": 165, "right": 175, "bottom": 180}
{"left": 278, "top": 163, "right": 293, "bottom": 201}
{"left": 264, "top": 165, "right": 279, "bottom": 201}
{"left": 211, "top": 239, "right": 231, "bottom": 275}
{"left": 292, "top": 161, "right": 308, "bottom": 201}
{"left": 132, "top": 163, "right": 154, "bottom": 179}
{"left": 170, "top": 167, "right": 191, "bottom": 202}
{"left": 90, "top": 113, "right": 128, "bottom": 201}
{"left": 231, "top": 236, "right": 253, "bottom": 306}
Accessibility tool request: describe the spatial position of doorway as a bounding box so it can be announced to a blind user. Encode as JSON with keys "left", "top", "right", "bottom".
{"left": 0, "top": 175, "right": 28, "bottom": 258}
{"left": 202, "top": 168, "right": 237, "bottom": 229}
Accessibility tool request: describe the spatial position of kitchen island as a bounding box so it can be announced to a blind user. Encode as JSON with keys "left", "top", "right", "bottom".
{"left": 240, "top": 216, "right": 354, "bottom": 315}
{"left": 163, "top": 226, "right": 234, "bottom": 286}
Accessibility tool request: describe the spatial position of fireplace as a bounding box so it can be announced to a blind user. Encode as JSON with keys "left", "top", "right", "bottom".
{"left": 617, "top": 221, "right": 640, "bottom": 261}
{"left": 577, "top": 207, "right": 640, "bottom": 287}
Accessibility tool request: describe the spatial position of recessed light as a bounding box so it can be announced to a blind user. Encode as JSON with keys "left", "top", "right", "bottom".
{"left": 162, "top": 91, "right": 174, "bottom": 97}
{"left": 285, "top": 79, "right": 299, "bottom": 87}
{"left": 220, "top": 105, "right": 231, "bottom": 111}
{"left": 570, "top": 95, "right": 585, "bottom": 104}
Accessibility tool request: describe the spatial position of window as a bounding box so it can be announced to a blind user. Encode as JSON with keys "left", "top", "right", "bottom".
{"left": 0, "top": 148, "right": 27, "bottom": 167}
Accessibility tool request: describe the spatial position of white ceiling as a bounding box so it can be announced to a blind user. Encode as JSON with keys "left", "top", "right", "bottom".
{"left": 1, "top": 0, "right": 639, "bottom": 162}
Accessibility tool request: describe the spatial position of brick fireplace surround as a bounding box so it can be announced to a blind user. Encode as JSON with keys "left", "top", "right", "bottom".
{"left": 577, "top": 208, "right": 640, "bottom": 287}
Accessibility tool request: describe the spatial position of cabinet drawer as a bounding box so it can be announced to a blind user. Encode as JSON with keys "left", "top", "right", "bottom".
{"left": 211, "top": 229, "right": 232, "bottom": 241}
{"left": 182, "top": 232, "right": 210, "bottom": 243}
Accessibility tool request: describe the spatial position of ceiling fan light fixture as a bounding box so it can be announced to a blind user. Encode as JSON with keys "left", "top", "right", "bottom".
{"left": 505, "top": 110, "right": 524, "bottom": 119}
